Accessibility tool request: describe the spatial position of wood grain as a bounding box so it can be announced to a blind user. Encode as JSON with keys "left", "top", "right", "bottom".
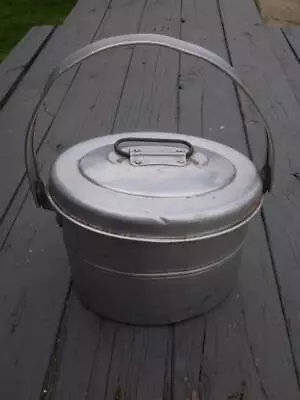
{"left": 0, "top": 0, "right": 111, "bottom": 398}
{"left": 220, "top": 0, "right": 300, "bottom": 385}
{"left": 267, "top": 27, "right": 300, "bottom": 105}
{"left": 172, "top": 0, "right": 300, "bottom": 398}
{"left": 0, "top": 195, "right": 70, "bottom": 400}
{"left": 52, "top": 296, "right": 113, "bottom": 400}
{"left": 0, "top": 0, "right": 110, "bottom": 222}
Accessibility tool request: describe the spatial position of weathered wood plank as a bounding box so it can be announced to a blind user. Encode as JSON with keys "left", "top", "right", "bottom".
{"left": 135, "top": 328, "right": 170, "bottom": 400}
{"left": 86, "top": 325, "right": 169, "bottom": 400}
{"left": 173, "top": 318, "right": 205, "bottom": 400}
{"left": 0, "top": 0, "right": 110, "bottom": 223}
{"left": 0, "top": 26, "right": 54, "bottom": 110}
{"left": 0, "top": 197, "right": 70, "bottom": 400}
{"left": 267, "top": 27, "right": 300, "bottom": 105}
{"left": 201, "top": 218, "right": 300, "bottom": 399}
{"left": 172, "top": 0, "right": 300, "bottom": 398}
{"left": 0, "top": 1, "right": 112, "bottom": 398}
{"left": 49, "top": 296, "right": 113, "bottom": 400}
{"left": 284, "top": 26, "right": 300, "bottom": 58}
{"left": 112, "top": 0, "right": 181, "bottom": 133}
{"left": 94, "top": 325, "right": 146, "bottom": 399}
{"left": 219, "top": 0, "right": 300, "bottom": 383}
{"left": 178, "top": 0, "right": 247, "bottom": 152}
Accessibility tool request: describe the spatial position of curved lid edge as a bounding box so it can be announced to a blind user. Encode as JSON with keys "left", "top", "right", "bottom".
{"left": 47, "top": 189, "right": 263, "bottom": 242}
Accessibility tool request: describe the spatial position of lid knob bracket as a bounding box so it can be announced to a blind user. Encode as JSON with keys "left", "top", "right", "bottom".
{"left": 114, "top": 137, "right": 193, "bottom": 167}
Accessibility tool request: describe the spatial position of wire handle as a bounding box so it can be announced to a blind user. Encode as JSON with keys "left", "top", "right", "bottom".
{"left": 25, "top": 34, "right": 274, "bottom": 208}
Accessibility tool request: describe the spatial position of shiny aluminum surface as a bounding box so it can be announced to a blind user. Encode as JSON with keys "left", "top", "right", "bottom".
{"left": 63, "top": 218, "right": 245, "bottom": 325}
{"left": 49, "top": 131, "right": 262, "bottom": 239}
{"left": 62, "top": 217, "right": 248, "bottom": 273}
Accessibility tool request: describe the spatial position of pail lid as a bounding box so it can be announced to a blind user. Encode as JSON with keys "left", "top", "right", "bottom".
{"left": 48, "top": 131, "right": 262, "bottom": 240}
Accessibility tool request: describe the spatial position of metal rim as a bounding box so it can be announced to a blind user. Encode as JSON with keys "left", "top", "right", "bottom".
{"left": 47, "top": 189, "right": 263, "bottom": 243}
{"left": 67, "top": 239, "right": 246, "bottom": 279}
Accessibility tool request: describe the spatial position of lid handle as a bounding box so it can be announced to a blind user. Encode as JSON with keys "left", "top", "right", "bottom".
{"left": 25, "top": 34, "right": 274, "bottom": 208}
{"left": 114, "top": 137, "right": 194, "bottom": 167}
{"left": 114, "top": 137, "right": 194, "bottom": 159}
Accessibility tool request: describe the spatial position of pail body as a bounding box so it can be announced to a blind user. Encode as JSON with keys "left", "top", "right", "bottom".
{"left": 61, "top": 216, "right": 248, "bottom": 325}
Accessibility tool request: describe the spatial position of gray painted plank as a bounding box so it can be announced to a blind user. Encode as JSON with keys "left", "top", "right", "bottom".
{"left": 0, "top": 0, "right": 111, "bottom": 223}
{"left": 112, "top": 0, "right": 180, "bottom": 134}
{"left": 134, "top": 328, "right": 170, "bottom": 400}
{"left": 201, "top": 218, "right": 299, "bottom": 399}
{"left": 93, "top": 325, "right": 146, "bottom": 399}
{"left": 86, "top": 324, "right": 169, "bottom": 400}
{"left": 173, "top": 319, "right": 205, "bottom": 400}
{"left": 0, "top": 1, "right": 112, "bottom": 398}
{"left": 50, "top": 296, "right": 113, "bottom": 400}
{"left": 267, "top": 27, "right": 300, "bottom": 105}
{"left": 283, "top": 26, "right": 300, "bottom": 60}
{"left": 219, "top": 0, "right": 300, "bottom": 383}
{"left": 0, "top": 26, "right": 53, "bottom": 109}
{"left": 172, "top": 0, "right": 300, "bottom": 398}
{"left": 0, "top": 196, "right": 70, "bottom": 400}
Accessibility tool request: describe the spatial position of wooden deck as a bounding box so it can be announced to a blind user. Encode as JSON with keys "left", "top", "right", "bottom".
{"left": 1, "top": 0, "right": 300, "bottom": 398}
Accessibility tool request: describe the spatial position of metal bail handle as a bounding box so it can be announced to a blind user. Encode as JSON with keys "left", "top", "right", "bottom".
{"left": 25, "top": 33, "right": 274, "bottom": 208}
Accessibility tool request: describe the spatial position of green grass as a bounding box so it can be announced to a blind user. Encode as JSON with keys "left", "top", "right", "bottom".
{"left": 0, "top": 0, "right": 77, "bottom": 61}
